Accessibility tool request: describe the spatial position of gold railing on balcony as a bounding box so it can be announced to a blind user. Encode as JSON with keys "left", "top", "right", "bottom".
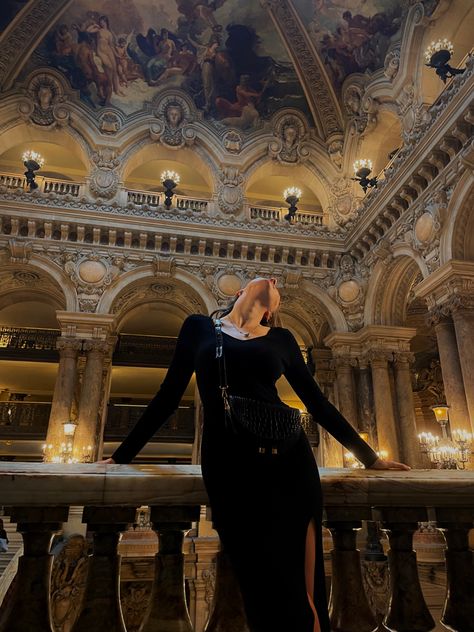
{"left": 0, "top": 465, "right": 473, "bottom": 632}
{"left": 249, "top": 205, "right": 324, "bottom": 225}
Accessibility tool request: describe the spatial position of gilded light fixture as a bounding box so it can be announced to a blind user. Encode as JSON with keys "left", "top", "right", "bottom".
{"left": 161, "top": 170, "right": 180, "bottom": 208}
{"left": 353, "top": 159, "right": 377, "bottom": 193}
{"left": 22, "top": 150, "right": 45, "bottom": 190}
{"left": 424, "top": 39, "right": 465, "bottom": 83}
{"left": 283, "top": 186, "right": 302, "bottom": 222}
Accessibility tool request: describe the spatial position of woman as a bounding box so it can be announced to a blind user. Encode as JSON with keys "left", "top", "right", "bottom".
{"left": 100, "top": 277, "right": 410, "bottom": 632}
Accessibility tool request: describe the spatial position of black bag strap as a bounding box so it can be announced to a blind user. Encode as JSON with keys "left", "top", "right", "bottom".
{"left": 214, "top": 319, "right": 231, "bottom": 413}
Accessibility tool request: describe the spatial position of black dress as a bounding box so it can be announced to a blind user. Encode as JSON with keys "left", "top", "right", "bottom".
{"left": 112, "top": 314, "right": 378, "bottom": 632}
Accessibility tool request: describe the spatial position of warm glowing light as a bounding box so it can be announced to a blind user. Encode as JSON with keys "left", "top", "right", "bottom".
{"left": 353, "top": 159, "right": 373, "bottom": 174}
{"left": 358, "top": 432, "right": 369, "bottom": 442}
{"left": 452, "top": 429, "right": 473, "bottom": 443}
{"left": 22, "top": 150, "right": 45, "bottom": 167}
{"left": 424, "top": 38, "right": 454, "bottom": 63}
{"left": 63, "top": 420, "right": 78, "bottom": 438}
{"left": 431, "top": 404, "right": 450, "bottom": 424}
{"left": 283, "top": 187, "right": 302, "bottom": 200}
{"left": 161, "top": 170, "right": 180, "bottom": 185}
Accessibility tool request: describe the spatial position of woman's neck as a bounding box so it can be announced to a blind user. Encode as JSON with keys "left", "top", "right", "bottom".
{"left": 227, "top": 299, "right": 266, "bottom": 329}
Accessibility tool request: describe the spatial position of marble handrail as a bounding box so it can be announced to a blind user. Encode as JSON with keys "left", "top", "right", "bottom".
{"left": 1, "top": 463, "right": 473, "bottom": 508}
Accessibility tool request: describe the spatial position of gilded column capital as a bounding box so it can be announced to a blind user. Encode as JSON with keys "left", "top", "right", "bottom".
{"left": 56, "top": 337, "right": 82, "bottom": 355}
{"left": 367, "top": 349, "right": 393, "bottom": 367}
{"left": 426, "top": 304, "right": 452, "bottom": 327}
{"left": 82, "top": 338, "right": 116, "bottom": 357}
{"left": 393, "top": 351, "right": 415, "bottom": 366}
{"left": 332, "top": 356, "right": 358, "bottom": 370}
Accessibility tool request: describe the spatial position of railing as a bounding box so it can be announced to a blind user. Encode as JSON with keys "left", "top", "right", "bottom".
{"left": 114, "top": 334, "right": 177, "bottom": 366}
{"left": 0, "top": 465, "right": 473, "bottom": 632}
{"left": 126, "top": 190, "right": 208, "bottom": 212}
{"left": 0, "top": 327, "right": 59, "bottom": 353}
{"left": 105, "top": 405, "right": 195, "bottom": 443}
{"left": 0, "top": 402, "right": 50, "bottom": 437}
{"left": 249, "top": 205, "right": 324, "bottom": 225}
{"left": 0, "top": 174, "right": 26, "bottom": 190}
{"left": 0, "top": 173, "right": 84, "bottom": 197}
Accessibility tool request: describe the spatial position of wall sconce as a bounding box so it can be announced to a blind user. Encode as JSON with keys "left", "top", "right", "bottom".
{"left": 161, "top": 170, "right": 180, "bottom": 209}
{"left": 22, "top": 150, "right": 44, "bottom": 191}
{"left": 62, "top": 419, "right": 78, "bottom": 438}
{"left": 283, "top": 187, "right": 302, "bottom": 222}
{"left": 353, "top": 159, "right": 377, "bottom": 193}
{"left": 424, "top": 39, "right": 465, "bottom": 83}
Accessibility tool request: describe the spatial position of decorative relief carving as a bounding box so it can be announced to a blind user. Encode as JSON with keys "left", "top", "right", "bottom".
{"left": 397, "top": 83, "right": 431, "bottom": 145}
{"left": 268, "top": 112, "right": 309, "bottom": 164}
{"left": 329, "top": 177, "right": 357, "bottom": 227}
{"left": 99, "top": 111, "right": 122, "bottom": 134}
{"left": 260, "top": 0, "right": 342, "bottom": 138}
{"left": 222, "top": 130, "right": 243, "bottom": 154}
{"left": 18, "top": 72, "right": 70, "bottom": 128}
{"left": 89, "top": 148, "right": 120, "bottom": 199}
{"left": 8, "top": 239, "right": 33, "bottom": 264}
{"left": 111, "top": 279, "right": 206, "bottom": 316}
{"left": 384, "top": 47, "right": 400, "bottom": 81}
{"left": 323, "top": 254, "right": 366, "bottom": 331}
{"left": 50, "top": 534, "right": 89, "bottom": 632}
{"left": 150, "top": 95, "right": 196, "bottom": 149}
{"left": 217, "top": 167, "right": 244, "bottom": 215}
{"left": 343, "top": 83, "right": 378, "bottom": 137}
{"left": 120, "top": 582, "right": 152, "bottom": 632}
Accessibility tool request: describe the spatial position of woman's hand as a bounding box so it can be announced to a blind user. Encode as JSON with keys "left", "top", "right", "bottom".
{"left": 366, "top": 457, "right": 411, "bottom": 470}
{"left": 96, "top": 457, "right": 116, "bottom": 464}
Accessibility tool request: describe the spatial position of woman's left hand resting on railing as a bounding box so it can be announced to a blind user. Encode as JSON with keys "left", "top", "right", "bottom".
{"left": 366, "top": 457, "right": 411, "bottom": 470}
{"left": 96, "top": 457, "right": 116, "bottom": 464}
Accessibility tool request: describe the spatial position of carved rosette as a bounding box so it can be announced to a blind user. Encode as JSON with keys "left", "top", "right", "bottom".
{"left": 18, "top": 71, "right": 70, "bottom": 127}
{"left": 325, "top": 254, "right": 366, "bottom": 331}
{"left": 217, "top": 167, "right": 244, "bottom": 215}
{"left": 150, "top": 94, "right": 196, "bottom": 149}
{"left": 59, "top": 252, "right": 118, "bottom": 313}
{"left": 268, "top": 111, "right": 310, "bottom": 164}
{"left": 89, "top": 148, "right": 120, "bottom": 199}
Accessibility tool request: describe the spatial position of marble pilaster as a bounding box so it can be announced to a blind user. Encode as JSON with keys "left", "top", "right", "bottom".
{"left": 450, "top": 299, "right": 474, "bottom": 431}
{"left": 75, "top": 339, "right": 115, "bottom": 462}
{"left": 45, "top": 337, "right": 82, "bottom": 448}
{"left": 393, "top": 352, "right": 424, "bottom": 468}
{"left": 369, "top": 351, "right": 401, "bottom": 462}
{"left": 355, "top": 358, "right": 377, "bottom": 445}
{"left": 332, "top": 356, "right": 359, "bottom": 428}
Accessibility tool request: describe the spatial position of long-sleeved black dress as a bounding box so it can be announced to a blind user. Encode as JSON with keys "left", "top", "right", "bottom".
{"left": 112, "top": 314, "right": 378, "bottom": 632}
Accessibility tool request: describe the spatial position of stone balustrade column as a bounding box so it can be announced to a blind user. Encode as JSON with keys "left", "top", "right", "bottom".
{"left": 369, "top": 351, "right": 401, "bottom": 461}
{"left": 45, "top": 338, "right": 82, "bottom": 448}
{"left": 377, "top": 507, "right": 435, "bottom": 632}
{"left": 324, "top": 507, "right": 377, "bottom": 632}
{"left": 141, "top": 506, "right": 200, "bottom": 632}
{"left": 75, "top": 339, "right": 115, "bottom": 462}
{"left": 435, "top": 507, "right": 474, "bottom": 631}
{"left": 393, "top": 352, "right": 424, "bottom": 468}
{"left": 450, "top": 299, "right": 474, "bottom": 432}
{"left": 0, "top": 507, "right": 69, "bottom": 632}
{"left": 428, "top": 309, "right": 471, "bottom": 433}
{"left": 72, "top": 506, "right": 136, "bottom": 632}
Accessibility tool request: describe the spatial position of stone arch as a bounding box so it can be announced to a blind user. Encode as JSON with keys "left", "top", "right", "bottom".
{"left": 442, "top": 171, "right": 474, "bottom": 263}
{"left": 0, "top": 258, "right": 76, "bottom": 320}
{"left": 299, "top": 281, "right": 348, "bottom": 333}
{"left": 121, "top": 142, "right": 216, "bottom": 197}
{"left": 365, "top": 255, "right": 424, "bottom": 326}
{"left": 99, "top": 266, "right": 216, "bottom": 320}
{"left": 0, "top": 120, "right": 89, "bottom": 180}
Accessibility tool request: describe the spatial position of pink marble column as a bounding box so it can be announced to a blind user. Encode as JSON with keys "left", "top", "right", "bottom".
{"left": 393, "top": 352, "right": 424, "bottom": 468}
{"left": 75, "top": 339, "right": 114, "bottom": 462}
{"left": 429, "top": 310, "right": 471, "bottom": 433}
{"left": 45, "top": 338, "right": 82, "bottom": 448}
{"left": 451, "top": 302, "right": 474, "bottom": 432}
{"left": 369, "top": 351, "right": 400, "bottom": 461}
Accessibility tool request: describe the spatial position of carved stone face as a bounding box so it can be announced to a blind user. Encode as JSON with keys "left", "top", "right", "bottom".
{"left": 165, "top": 105, "right": 183, "bottom": 129}
{"left": 282, "top": 124, "right": 298, "bottom": 147}
{"left": 38, "top": 85, "right": 53, "bottom": 110}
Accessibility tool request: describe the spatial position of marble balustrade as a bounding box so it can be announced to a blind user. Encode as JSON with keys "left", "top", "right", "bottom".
{"left": 0, "top": 464, "right": 473, "bottom": 632}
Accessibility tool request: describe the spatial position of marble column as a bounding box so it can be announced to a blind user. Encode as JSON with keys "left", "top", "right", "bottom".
{"left": 75, "top": 340, "right": 114, "bottom": 462}
{"left": 45, "top": 338, "right": 82, "bottom": 448}
{"left": 451, "top": 302, "right": 474, "bottom": 432}
{"left": 430, "top": 311, "right": 471, "bottom": 433}
{"left": 333, "top": 356, "right": 358, "bottom": 427}
{"left": 356, "top": 358, "right": 376, "bottom": 445}
{"left": 369, "top": 351, "right": 400, "bottom": 461}
{"left": 393, "top": 352, "right": 424, "bottom": 468}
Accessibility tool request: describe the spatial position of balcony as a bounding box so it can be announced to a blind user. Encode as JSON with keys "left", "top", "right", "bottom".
{"left": 0, "top": 465, "right": 473, "bottom": 632}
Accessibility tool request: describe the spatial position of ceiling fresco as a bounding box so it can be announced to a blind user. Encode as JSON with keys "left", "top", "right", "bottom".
{"left": 0, "top": 0, "right": 31, "bottom": 33}
{"left": 26, "top": 0, "right": 313, "bottom": 130}
{"left": 293, "top": 0, "right": 440, "bottom": 91}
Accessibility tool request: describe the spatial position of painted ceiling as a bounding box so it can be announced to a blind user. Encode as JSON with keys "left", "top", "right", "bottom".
{"left": 24, "top": 0, "right": 313, "bottom": 129}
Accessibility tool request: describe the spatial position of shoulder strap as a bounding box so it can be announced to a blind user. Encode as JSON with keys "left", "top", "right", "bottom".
{"left": 214, "top": 319, "right": 231, "bottom": 412}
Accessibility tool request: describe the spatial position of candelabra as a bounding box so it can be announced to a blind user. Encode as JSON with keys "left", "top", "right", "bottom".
{"left": 353, "top": 159, "right": 377, "bottom": 193}
{"left": 424, "top": 39, "right": 465, "bottom": 84}
{"left": 22, "top": 150, "right": 44, "bottom": 191}
{"left": 417, "top": 405, "right": 472, "bottom": 469}
{"left": 344, "top": 447, "right": 388, "bottom": 469}
{"left": 283, "top": 187, "right": 301, "bottom": 222}
{"left": 161, "top": 170, "right": 180, "bottom": 208}
{"left": 42, "top": 419, "right": 93, "bottom": 463}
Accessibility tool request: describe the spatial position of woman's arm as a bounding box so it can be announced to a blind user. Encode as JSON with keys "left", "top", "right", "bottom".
{"left": 281, "top": 329, "right": 379, "bottom": 468}
{"left": 110, "top": 315, "right": 197, "bottom": 464}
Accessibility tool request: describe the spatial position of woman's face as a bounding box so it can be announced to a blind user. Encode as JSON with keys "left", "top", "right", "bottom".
{"left": 240, "top": 277, "right": 280, "bottom": 312}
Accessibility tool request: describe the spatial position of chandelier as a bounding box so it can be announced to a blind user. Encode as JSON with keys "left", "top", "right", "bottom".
{"left": 418, "top": 405, "right": 472, "bottom": 469}
{"left": 161, "top": 170, "right": 180, "bottom": 209}
{"left": 424, "top": 39, "right": 465, "bottom": 84}
{"left": 42, "top": 420, "right": 93, "bottom": 463}
{"left": 22, "top": 150, "right": 45, "bottom": 191}
{"left": 283, "top": 186, "right": 302, "bottom": 222}
{"left": 353, "top": 159, "right": 378, "bottom": 193}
